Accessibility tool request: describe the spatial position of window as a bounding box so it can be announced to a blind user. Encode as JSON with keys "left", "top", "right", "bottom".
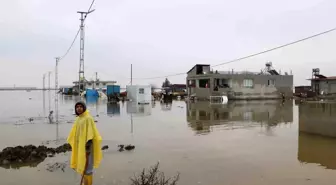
{"left": 96, "top": 83, "right": 99, "bottom": 86}
{"left": 218, "top": 79, "right": 230, "bottom": 88}
{"left": 243, "top": 79, "right": 253, "bottom": 88}
{"left": 102, "top": 83, "right": 106, "bottom": 86}
{"left": 268, "top": 79, "right": 275, "bottom": 86}
{"left": 188, "top": 80, "right": 196, "bottom": 87}
{"left": 139, "top": 88, "right": 144, "bottom": 94}
{"left": 199, "top": 79, "right": 210, "bottom": 88}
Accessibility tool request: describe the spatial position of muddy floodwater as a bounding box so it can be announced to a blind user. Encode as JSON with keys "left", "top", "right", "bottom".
{"left": 1, "top": 91, "right": 336, "bottom": 185}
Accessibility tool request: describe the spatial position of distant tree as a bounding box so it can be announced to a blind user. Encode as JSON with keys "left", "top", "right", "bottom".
{"left": 162, "top": 78, "right": 171, "bottom": 88}
{"left": 150, "top": 84, "right": 157, "bottom": 93}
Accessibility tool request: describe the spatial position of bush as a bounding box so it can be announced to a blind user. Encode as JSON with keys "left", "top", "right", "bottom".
{"left": 130, "top": 162, "right": 180, "bottom": 185}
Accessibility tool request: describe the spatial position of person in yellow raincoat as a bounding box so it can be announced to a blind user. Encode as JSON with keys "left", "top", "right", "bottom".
{"left": 67, "top": 101, "right": 102, "bottom": 185}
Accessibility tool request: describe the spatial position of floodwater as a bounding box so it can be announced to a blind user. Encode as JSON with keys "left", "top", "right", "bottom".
{"left": 0, "top": 91, "right": 336, "bottom": 185}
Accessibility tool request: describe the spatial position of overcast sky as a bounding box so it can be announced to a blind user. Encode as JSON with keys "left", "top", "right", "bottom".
{"left": 1, "top": 0, "right": 336, "bottom": 88}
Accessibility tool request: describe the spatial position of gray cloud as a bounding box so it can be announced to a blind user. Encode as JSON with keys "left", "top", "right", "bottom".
{"left": 0, "top": 0, "right": 335, "bottom": 87}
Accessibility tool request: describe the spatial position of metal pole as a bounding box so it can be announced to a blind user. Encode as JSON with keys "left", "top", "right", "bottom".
{"left": 48, "top": 72, "right": 51, "bottom": 112}
{"left": 131, "top": 64, "right": 132, "bottom": 86}
{"left": 77, "top": 10, "right": 94, "bottom": 93}
{"left": 77, "top": 10, "right": 94, "bottom": 92}
{"left": 55, "top": 57, "right": 59, "bottom": 123}
{"left": 43, "top": 74, "right": 46, "bottom": 117}
{"left": 43, "top": 74, "right": 46, "bottom": 91}
{"left": 78, "top": 12, "right": 85, "bottom": 93}
{"left": 131, "top": 113, "right": 133, "bottom": 134}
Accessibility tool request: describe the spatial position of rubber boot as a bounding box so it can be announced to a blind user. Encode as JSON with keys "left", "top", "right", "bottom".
{"left": 84, "top": 175, "right": 93, "bottom": 185}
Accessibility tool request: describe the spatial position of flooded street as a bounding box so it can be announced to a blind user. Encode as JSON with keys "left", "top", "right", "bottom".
{"left": 1, "top": 91, "right": 336, "bottom": 185}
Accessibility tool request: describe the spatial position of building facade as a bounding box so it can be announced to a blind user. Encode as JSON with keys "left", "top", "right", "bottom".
{"left": 186, "top": 64, "right": 293, "bottom": 100}
{"left": 309, "top": 76, "right": 336, "bottom": 95}
{"left": 73, "top": 80, "right": 117, "bottom": 90}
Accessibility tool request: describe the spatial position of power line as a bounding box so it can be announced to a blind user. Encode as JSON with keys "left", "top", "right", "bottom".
{"left": 134, "top": 72, "right": 186, "bottom": 80}
{"left": 213, "top": 27, "right": 336, "bottom": 67}
{"left": 84, "top": 0, "right": 96, "bottom": 20}
{"left": 58, "top": 0, "right": 96, "bottom": 60}
{"left": 132, "top": 26, "right": 336, "bottom": 80}
{"left": 60, "top": 28, "right": 80, "bottom": 60}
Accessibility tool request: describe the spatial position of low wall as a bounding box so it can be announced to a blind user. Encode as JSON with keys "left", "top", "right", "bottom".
{"left": 299, "top": 102, "right": 336, "bottom": 137}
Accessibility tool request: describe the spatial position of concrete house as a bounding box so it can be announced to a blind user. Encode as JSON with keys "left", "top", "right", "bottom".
{"left": 309, "top": 68, "right": 336, "bottom": 95}
{"left": 186, "top": 63, "right": 293, "bottom": 100}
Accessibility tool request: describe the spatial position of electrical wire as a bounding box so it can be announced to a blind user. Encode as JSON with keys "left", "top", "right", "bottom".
{"left": 58, "top": 0, "right": 96, "bottom": 60}
{"left": 84, "top": 0, "right": 96, "bottom": 20}
{"left": 212, "top": 27, "right": 336, "bottom": 67}
{"left": 132, "top": 26, "right": 336, "bottom": 80}
{"left": 59, "top": 28, "right": 80, "bottom": 60}
{"left": 134, "top": 72, "right": 186, "bottom": 80}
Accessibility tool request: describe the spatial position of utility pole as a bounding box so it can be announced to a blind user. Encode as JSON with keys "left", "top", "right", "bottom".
{"left": 43, "top": 74, "right": 46, "bottom": 91}
{"left": 93, "top": 72, "right": 98, "bottom": 89}
{"left": 43, "top": 73, "right": 46, "bottom": 112}
{"left": 131, "top": 64, "right": 133, "bottom": 86}
{"left": 55, "top": 57, "right": 60, "bottom": 123}
{"left": 48, "top": 71, "right": 51, "bottom": 112}
{"left": 48, "top": 72, "right": 51, "bottom": 90}
{"left": 77, "top": 9, "right": 95, "bottom": 92}
{"left": 43, "top": 74, "right": 46, "bottom": 117}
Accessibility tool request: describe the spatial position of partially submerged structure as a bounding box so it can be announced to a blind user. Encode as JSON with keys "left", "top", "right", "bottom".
{"left": 186, "top": 62, "right": 293, "bottom": 100}
{"left": 294, "top": 86, "right": 315, "bottom": 98}
{"left": 126, "top": 101, "right": 152, "bottom": 116}
{"left": 59, "top": 86, "right": 74, "bottom": 95}
{"left": 126, "top": 85, "right": 152, "bottom": 104}
{"left": 308, "top": 68, "right": 336, "bottom": 95}
{"left": 73, "top": 80, "right": 117, "bottom": 91}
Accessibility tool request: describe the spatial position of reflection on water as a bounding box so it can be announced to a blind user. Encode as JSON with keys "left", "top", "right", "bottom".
{"left": 187, "top": 100, "right": 293, "bottom": 135}
{"left": 107, "top": 103, "right": 121, "bottom": 116}
{"left": 0, "top": 159, "right": 44, "bottom": 170}
{"left": 126, "top": 102, "right": 152, "bottom": 116}
{"left": 298, "top": 102, "right": 336, "bottom": 170}
{"left": 85, "top": 96, "right": 99, "bottom": 105}
{"left": 160, "top": 102, "right": 172, "bottom": 111}
{"left": 299, "top": 102, "right": 336, "bottom": 137}
{"left": 4, "top": 91, "right": 336, "bottom": 185}
{"left": 298, "top": 132, "right": 336, "bottom": 170}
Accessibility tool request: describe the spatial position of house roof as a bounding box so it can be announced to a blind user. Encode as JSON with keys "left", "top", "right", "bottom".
{"left": 171, "top": 84, "right": 186, "bottom": 88}
{"left": 60, "top": 85, "right": 73, "bottom": 88}
{"left": 295, "top": 86, "right": 311, "bottom": 88}
{"left": 308, "top": 76, "right": 336, "bottom": 81}
{"left": 187, "top": 64, "right": 210, "bottom": 74}
{"left": 73, "top": 80, "right": 117, "bottom": 84}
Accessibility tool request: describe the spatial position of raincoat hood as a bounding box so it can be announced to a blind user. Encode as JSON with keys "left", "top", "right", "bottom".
{"left": 75, "top": 101, "right": 87, "bottom": 116}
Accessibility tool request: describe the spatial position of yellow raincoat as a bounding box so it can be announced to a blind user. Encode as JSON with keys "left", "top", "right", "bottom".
{"left": 67, "top": 110, "right": 102, "bottom": 174}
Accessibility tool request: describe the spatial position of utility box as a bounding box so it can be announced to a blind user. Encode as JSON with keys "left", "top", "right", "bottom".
{"left": 107, "top": 85, "right": 120, "bottom": 96}
{"left": 126, "top": 85, "right": 151, "bottom": 104}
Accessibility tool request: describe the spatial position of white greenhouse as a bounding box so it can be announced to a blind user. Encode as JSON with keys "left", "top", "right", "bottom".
{"left": 126, "top": 85, "right": 152, "bottom": 104}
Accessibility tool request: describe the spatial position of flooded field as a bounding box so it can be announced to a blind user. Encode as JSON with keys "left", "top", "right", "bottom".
{"left": 1, "top": 91, "right": 336, "bottom": 185}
